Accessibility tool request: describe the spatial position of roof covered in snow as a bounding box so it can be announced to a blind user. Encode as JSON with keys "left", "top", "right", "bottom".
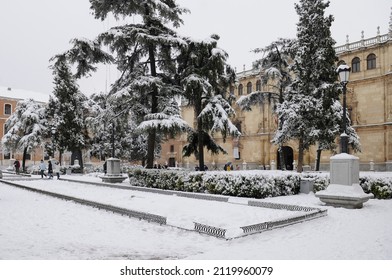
{"left": 0, "top": 86, "right": 49, "bottom": 103}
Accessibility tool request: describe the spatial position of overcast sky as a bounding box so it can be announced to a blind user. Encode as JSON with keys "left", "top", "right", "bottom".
{"left": 0, "top": 0, "right": 391, "bottom": 96}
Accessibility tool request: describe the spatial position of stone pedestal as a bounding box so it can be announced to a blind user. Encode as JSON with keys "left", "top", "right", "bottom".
{"left": 315, "top": 153, "right": 373, "bottom": 209}
{"left": 100, "top": 158, "right": 127, "bottom": 183}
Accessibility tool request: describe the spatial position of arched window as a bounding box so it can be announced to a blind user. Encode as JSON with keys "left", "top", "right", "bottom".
{"left": 256, "top": 80, "right": 261, "bottom": 91}
{"left": 367, "top": 53, "right": 376, "bottom": 70}
{"left": 351, "top": 57, "right": 360, "bottom": 73}
{"left": 4, "top": 104, "right": 12, "bottom": 115}
{"left": 247, "top": 82, "right": 252, "bottom": 94}
{"left": 238, "top": 84, "right": 243, "bottom": 95}
{"left": 337, "top": 60, "right": 346, "bottom": 66}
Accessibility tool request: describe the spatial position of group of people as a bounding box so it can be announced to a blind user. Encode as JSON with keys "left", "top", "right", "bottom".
{"left": 39, "top": 159, "right": 61, "bottom": 179}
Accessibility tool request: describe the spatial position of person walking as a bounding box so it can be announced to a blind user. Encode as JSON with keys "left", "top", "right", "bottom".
{"left": 53, "top": 160, "right": 61, "bottom": 179}
{"left": 39, "top": 160, "right": 47, "bottom": 178}
{"left": 48, "top": 160, "right": 53, "bottom": 179}
{"left": 14, "top": 159, "right": 20, "bottom": 174}
{"left": 103, "top": 161, "right": 107, "bottom": 175}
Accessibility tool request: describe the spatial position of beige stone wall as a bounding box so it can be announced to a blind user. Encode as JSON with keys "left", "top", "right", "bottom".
{"left": 160, "top": 35, "right": 392, "bottom": 171}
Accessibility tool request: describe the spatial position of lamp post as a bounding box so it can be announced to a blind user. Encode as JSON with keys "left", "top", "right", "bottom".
{"left": 337, "top": 64, "right": 351, "bottom": 153}
{"left": 315, "top": 64, "right": 373, "bottom": 209}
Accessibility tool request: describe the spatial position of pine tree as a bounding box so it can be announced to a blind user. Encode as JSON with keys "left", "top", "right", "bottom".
{"left": 1, "top": 99, "right": 46, "bottom": 172}
{"left": 273, "top": 0, "right": 360, "bottom": 172}
{"left": 48, "top": 57, "right": 89, "bottom": 168}
{"left": 178, "top": 35, "right": 239, "bottom": 171}
{"left": 86, "top": 91, "right": 150, "bottom": 162}
{"left": 88, "top": 0, "right": 189, "bottom": 168}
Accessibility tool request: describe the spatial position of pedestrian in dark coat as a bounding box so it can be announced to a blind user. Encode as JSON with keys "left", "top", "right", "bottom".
{"left": 48, "top": 160, "right": 53, "bottom": 179}
{"left": 14, "top": 160, "right": 20, "bottom": 174}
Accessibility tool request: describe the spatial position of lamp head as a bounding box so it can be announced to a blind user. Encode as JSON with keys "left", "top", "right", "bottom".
{"left": 337, "top": 64, "right": 351, "bottom": 83}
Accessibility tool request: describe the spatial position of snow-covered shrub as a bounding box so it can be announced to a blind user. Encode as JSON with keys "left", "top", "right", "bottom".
{"left": 274, "top": 174, "right": 301, "bottom": 195}
{"left": 128, "top": 169, "right": 302, "bottom": 199}
{"left": 127, "top": 169, "right": 392, "bottom": 199}
{"left": 360, "top": 176, "right": 392, "bottom": 199}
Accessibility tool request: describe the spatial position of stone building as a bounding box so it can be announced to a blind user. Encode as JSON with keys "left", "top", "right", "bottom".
{"left": 160, "top": 22, "right": 392, "bottom": 171}
{"left": 0, "top": 86, "right": 48, "bottom": 167}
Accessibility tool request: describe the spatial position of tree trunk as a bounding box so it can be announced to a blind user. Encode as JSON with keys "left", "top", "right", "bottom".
{"left": 146, "top": 44, "right": 158, "bottom": 169}
{"left": 59, "top": 151, "right": 63, "bottom": 166}
{"left": 22, "top": 147, "right": 28, "bottom": 172}
{"left": 197, "top": 119, "right": 205, "bottom": 171}
{"left": 297, "top": 137, "right": 304, "bottom": 173}
{"left": 315, "top": 146, "right": 322, "bottom": 171}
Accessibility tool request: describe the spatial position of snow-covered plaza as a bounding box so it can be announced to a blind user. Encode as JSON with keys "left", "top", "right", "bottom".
{"left": 0, "top": 172, "right": 391, "bottom": 260}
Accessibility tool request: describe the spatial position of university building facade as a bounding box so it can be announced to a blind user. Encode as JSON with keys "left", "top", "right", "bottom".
{"left": 161, "top": 25, "right": 392, "bottom": 171}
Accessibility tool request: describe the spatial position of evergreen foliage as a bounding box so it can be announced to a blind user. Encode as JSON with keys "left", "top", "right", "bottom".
{"left": 178, "top": 35, "right": 239, "bottom": 170}
{"left": 51, "top": 0, "right": 190, "bottom": 168}
{"left": 48, "top": 57, "right": 89, "bottom": 167}
{"left": 273, "top": 0, "right": 360, "bottom": 172}
{"left": 89, "top": 0, "right": 188, "bottom": 168}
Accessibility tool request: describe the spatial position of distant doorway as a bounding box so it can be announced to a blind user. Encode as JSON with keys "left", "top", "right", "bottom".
{"left": 168, "top": 157, "right": 176, "bottom": 167}
{"left": 277, "top": 146, "right": 294, "bottom": 170}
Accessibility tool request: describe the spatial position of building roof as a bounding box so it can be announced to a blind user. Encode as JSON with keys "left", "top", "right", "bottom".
{"left": 0, "top": 86, "right": 49, "bottom": 103}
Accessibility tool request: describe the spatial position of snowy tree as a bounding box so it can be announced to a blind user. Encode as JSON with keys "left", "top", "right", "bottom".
{"left": 55, "top": 0, "right": 189, "bottom": 168}
{"left": 1, "top": 99, "right": 46, "bottom": 172}
{"left": 178, "top": 35, "right": 239, "bottom": 171}
{"left": 273, "top": 0, "right": 360, "bottom": 172}
{"left": 90, "top": 0, "right": 188, "bottom": 168}
{"left": 48, "top": 56, "right": 89, "bottom": 168}
{"left": 86, "top": 92, "right": 150, "bottom": 162}
{"left": 237, "top": 38, "right": 295, "bottom": 170}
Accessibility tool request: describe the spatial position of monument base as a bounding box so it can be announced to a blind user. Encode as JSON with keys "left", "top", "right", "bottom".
{"left": 316, "top": 184, "right": 373, "bottom": 209}
{"left": 316, "top": 153, "right": 373, "bottom": 209}
{"left": 100, "top": 158, "right": 126, "bottom": 183}
{"left": 100, "top": 174, "right": 127, "bottom": 183}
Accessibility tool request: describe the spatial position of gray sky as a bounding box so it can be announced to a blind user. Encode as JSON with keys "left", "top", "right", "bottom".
{"left": 0, "top": 0, "right": 391, "bottom": 96}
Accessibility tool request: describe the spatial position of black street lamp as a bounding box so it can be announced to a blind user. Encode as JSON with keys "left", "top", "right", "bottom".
{"left": 337, "top": 64, "right": 351, "bottom": 154}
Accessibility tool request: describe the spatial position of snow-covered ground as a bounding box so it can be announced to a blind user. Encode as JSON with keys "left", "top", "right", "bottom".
{"left": 0, "top": 173, "right": 391, "bottom": 260}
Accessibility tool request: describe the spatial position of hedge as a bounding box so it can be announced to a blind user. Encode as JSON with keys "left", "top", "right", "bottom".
{"left": 129, "top": 169, "right": 301, "bottom": 199}
{"left": 129, "top": 169, "right": 392, "bottom": 199}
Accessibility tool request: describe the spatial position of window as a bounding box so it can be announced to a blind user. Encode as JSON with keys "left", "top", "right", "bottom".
{"left": 233, "top": 147, "right": 240, "bottom": 160}
{"left": 337, "top": 60, "right": 346, "bottom": 66}
{"left": 367, "top": 53, "right": 376, "bottom": 70}
{"left": 238, "top": 84, "right": 243, "bottom": 95}
{"left": 4, "top": 153, "right": 10, "bottom": 160}
{"left": 4, "top": 104, "right": 12, "bottom": 115}
{"left": 170, "top": 145, "right": 174, "bottom": 153}
{"left": 256, "top": 80, "right": 261, "bottom": 91}
{"left": 247, "top": 82, "right": 252, "bottom": 94}
{"left": 25, "top": 154, "right": 31, "bottom": 160}
{"left": 351, "top": 57, "right": 360, "bottom": 73}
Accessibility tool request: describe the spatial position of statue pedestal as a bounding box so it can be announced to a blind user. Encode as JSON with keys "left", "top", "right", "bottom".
{"left": 99, "top": 158, "right": 127, "bottom": 183}
{"left": 316, "top": 153, "right": 373, "bottom": 209}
